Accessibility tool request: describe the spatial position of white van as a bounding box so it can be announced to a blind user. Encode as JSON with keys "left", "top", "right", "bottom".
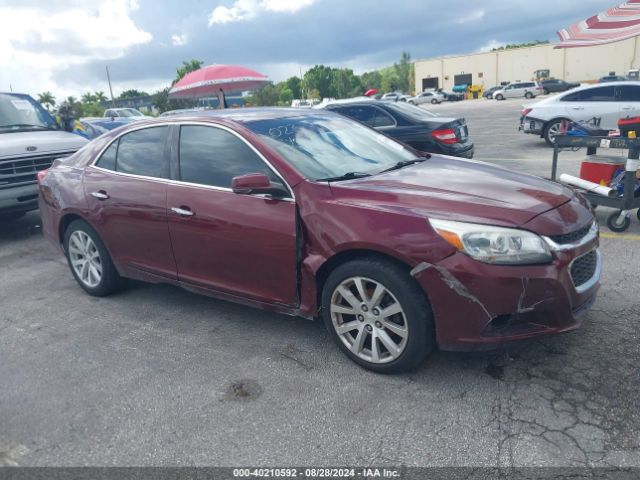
{"left": 493, "top": 82, "right": 543, "bottom": 100}
{"left": 0, "top": 93, "right": 87, "bottom": 221}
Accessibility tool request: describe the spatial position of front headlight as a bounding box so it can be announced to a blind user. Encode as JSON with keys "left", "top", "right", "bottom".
{"left": 429, "top": 219, "right": 552, "bottom": 265}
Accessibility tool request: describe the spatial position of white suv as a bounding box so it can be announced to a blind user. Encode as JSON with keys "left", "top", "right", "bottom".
{"left": 520, "top": 81, "right": 640, "bottom": 145}
{"left": 493, "top": 82, "right": 542, "bottom": 100}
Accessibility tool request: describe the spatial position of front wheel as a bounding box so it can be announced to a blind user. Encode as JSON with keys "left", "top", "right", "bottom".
{"left": 607, "top": 211, "right": 631, "bottom": 233}
{"left": 431, "top": 99, "right": 438, "bottom": 104}
{"left": 543, "top": 88, "right": 549, "bottom": 95}
{"left": 495, "top": 94, "right": 504, "bottom": 101}
{"left": 64, "top": 219, "right": 127, "bottom": 296}
{"left": 321, "top": 257, "right": 435, "bottom": 373}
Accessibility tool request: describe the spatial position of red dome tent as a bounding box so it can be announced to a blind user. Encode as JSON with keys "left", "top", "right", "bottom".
{"left": 556, "top": 0, "right": 640, "bottom": 48}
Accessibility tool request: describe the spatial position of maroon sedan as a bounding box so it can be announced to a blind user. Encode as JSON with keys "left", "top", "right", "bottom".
{"left": 38, "top": 109, "right": 600, "bottom": 373}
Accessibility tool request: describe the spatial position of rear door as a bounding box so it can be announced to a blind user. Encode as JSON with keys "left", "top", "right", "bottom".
{"left": 84, "top": 125, "right": 177, "bottom": 279}
{"left": 560, "top": 86, "right": 619, "bottom": 128}
{"left": 166, "top": 124, "right": 298, "bottom": 305}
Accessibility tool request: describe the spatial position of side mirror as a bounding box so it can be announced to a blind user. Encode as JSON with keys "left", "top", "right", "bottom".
{"left": 231, "top": 172, "right": 288, "bottom": 198}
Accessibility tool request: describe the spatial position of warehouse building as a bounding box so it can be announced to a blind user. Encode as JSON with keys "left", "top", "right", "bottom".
{"left": 414, "top": 36, "right": 640, "bottom": 92}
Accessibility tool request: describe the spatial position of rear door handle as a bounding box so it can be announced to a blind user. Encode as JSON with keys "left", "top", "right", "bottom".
{"left": 621, "top": 106, "right": 634, "bottom": 111}
{"left": 91, "top": 190, "right": 109, "bottom": 200}
{"left": 571, "top": 107, "right": 584, "bottom": 110}
{"left": 170, "top": 206, "right": 194, "bottom": 217}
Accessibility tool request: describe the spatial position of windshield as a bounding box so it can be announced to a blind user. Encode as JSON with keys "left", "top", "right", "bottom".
{"left": 0, "top": 93, "right": 57, "bottom": 132}
{"left": 244, "top": 113, "right": 420, "bottom": 181}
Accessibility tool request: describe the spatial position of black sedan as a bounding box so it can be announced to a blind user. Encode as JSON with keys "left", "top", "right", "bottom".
{"left": 322, "top": 100, "right": 473, "bottom": 158}
{"left": 539, "top": 79, "right": 580, "bottom": 95}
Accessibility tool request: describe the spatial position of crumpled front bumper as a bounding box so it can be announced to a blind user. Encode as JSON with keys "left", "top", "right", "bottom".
{"left": 411, "top": 229, "right": 600, "bottom": 351}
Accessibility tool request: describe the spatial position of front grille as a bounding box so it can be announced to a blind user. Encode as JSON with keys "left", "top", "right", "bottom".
{"left": 571, "top": 250, "right": 598, "bottom": 288}
{"left": 0, "top": 151, "right": 75, "bottom": 189}
{"left": 548, "top": 223, "right": 591, "bottom": 245}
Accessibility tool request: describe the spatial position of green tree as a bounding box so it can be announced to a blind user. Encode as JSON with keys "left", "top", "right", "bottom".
{"left": 285, "top": 76, "right": 302, "bottom": 99}
{"left": 37, "top": 91, "right": 56, "bottom": 111}
{"left": 118, "top": 89, "right": 148, "bottom": 99}
{"left": 94, "top": 91, "right": 108, "bottom": 103}
{"left": 173, "top": 59, "right": 204, "bottom": 86}
{"left": 248, "top": 84, "right": 280, "bottom": 106}
{"left": 151, "top": 87, "right": 196, "bottom": 113}
{"left": 278, "top": 87, "right": 294, "bottom": 105}
{"left": 81, "top": 92, "right": 96, "bottom": 104}
{"left": 359, "top": 71, "right": 382, "bottom": 92}
{"left": 393, "top": 51, "right": 412, "bottom": 93}
{"left": 330, "top": 68, "right": 361, "bottom": 98}
{"left": 303, "top": 65, "right": 334, "bottom": 99}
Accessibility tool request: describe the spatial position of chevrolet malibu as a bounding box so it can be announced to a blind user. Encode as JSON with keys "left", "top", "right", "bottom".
{"left": 38, "top": 109, "right": 601, "bottom": 373}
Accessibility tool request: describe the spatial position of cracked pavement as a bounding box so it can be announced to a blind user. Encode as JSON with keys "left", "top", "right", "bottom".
{"left": 1, "top": 100, "right": 639, "bottom": 468}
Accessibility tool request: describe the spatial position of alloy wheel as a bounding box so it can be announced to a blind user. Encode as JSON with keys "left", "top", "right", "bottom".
{"left": 68, "top": 230, "right": 103, "bottom": 288}
{"left": 330, "top": 276, "right": 408, "bottom": 364}
{"left": 546, "top": 121, "right": 563, "bottom": 144}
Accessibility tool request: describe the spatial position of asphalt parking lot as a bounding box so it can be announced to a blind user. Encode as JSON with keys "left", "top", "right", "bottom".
{"left": 1, "top": 100, "right": 639, "bottom": 470}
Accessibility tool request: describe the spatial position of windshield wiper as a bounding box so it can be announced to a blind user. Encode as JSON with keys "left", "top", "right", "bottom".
{"left": 378, "top": 158, "right": 427, "bottom": 174}
{"left": 316, "top": 172, "right": 372, "bottom": 182}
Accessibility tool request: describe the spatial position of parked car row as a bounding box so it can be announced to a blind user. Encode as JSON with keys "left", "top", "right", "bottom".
{"left": 520, "top": 80, "right": 640, "bottom": 145}
{"left": 37, "top": 107, "right": 600, "bottom": 373}
{"left": 484, "top": 80, "right": 580, "bottom": 100}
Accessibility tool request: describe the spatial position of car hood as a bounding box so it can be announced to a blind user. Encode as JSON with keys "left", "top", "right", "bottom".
{"left": 328, "top": 156, "right": 575, "bottom": 228}
{"left": 0, "top": 130, "right": 88, "bottom": 159}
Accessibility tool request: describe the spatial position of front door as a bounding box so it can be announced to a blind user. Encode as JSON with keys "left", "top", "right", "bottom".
{"left": 83, "top": 125, "right": 177, "bottom": 279}
{"left": 166, "top": 124, "right": 298, "bottom": 305}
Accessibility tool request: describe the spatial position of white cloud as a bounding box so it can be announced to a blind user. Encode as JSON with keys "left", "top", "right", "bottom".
{"left": 456, "top": 9, "right": 485, "bottom": 24}
{"left": 261, "top": 0, "right": 315, "bottom": 13}
{"left": 0, "top": 0, "right": 151, "bottom": 97}
{"left": 208, "top": 0, "right": 316, "bottom": 26}
{"left": 476, "top": 39, "right": 508, "bottom": 52}
{"left": 171, "top": 33, "right": 188, "bottom": 46}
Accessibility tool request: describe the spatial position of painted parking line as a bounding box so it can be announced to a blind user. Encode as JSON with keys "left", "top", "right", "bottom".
{"left": 600, "top": 232, "right": 640, "bottom": 240}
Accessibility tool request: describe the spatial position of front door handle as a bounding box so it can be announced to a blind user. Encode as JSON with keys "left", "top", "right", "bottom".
{"left": 571, "top": 107, "right": 584, "bottom": 110}
{"left": 621, "top": 106, "right": 634, "bottom": 111}
{"left": 170, "top": 206, "right": 194, "bottom": 217}
{"left": 91, "top": 190, "right": 109, "bottom": 200}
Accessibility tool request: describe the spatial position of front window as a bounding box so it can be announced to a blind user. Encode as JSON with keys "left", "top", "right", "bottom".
{"left": 0, "top": 93, "right": 58, "bottom": 133}
{"left": 244, "top": 113, "right": 419, "bottom": 181}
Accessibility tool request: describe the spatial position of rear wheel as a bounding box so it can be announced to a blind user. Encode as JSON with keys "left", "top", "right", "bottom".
{"left": 543, "top": 88, "right": 550, "bottom": 95}
{"left": 525, "top": 92, "right": 534, "bottom": 99}
{"left": 321, "top": 257, "right": 435, "bottom": 373}
{"left": 431, "top": 99, "right": 438, "bottom": 104}
{"left": 64, "top": 219, "right": 127, "bottom": 296}
{"left": 495, "top": 94, "right": 504, "bottom": 101}
{"left": 543, "top": 118, "right": 568, "bottom": 146}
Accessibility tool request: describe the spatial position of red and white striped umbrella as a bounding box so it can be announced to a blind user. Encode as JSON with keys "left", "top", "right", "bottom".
{"left": 169, "top": 64, "right": 270, "bottom": 98}
{"left": 556, "top": 0, "right": 640, "bottom": 48}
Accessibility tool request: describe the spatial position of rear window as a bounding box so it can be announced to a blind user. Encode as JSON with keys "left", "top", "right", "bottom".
{"left": 385, "top": 102, "right": 439, "bottom": 119}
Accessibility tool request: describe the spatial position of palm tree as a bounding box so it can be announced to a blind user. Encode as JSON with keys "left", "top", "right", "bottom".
{"left": 173, "top": 59, "right": 204, "bottom": 86}
{"left": 81, "top": 92, "right": 96, "bottom": 104}
{"left": 94, "top": 91, "right": 108, "bottom": 103}
{"left": 37, "top": 91, "right": 56, "bottom": 111}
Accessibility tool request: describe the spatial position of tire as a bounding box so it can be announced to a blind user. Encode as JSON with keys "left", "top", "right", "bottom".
{"left": 64, "top": 219, "right": 127, "bottom": 296}
{"left": 408, "top": 100, "right": 416, "bottom": 105}
{"left": 637, "top": 209, "right": 640, "bottom": 222}
{"left": 606, "top": 211, "right": 631, "bottom": 233}
{"left": 543, "top": 88, "right": 549, "bottom": 95}
{"left": 525, "top": 92, "right": 534, "bottom": 99}
{"left": 495, "top": 94, "right": 504, "bottom": 101}
{"left": 0, "top": 211, "right": 26, "bottom": 222}
{"left": 543, "top": 118, "right": 568, "bottom": 147}
{"left": 321, "top": 257, "right": 435, "bottom": 374}
{"left": 431, "top": 99, "right": 438, "bottom": 104}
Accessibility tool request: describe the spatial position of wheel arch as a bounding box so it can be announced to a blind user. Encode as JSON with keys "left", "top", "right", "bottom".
{"left": 58, "top": 212, "right": 90, "bottom": 248}
{"left": 313, "top": 248, "right": 425, "bottom": 315}
{"left": 542, "top": 116, "right": 571, "bottom": 141}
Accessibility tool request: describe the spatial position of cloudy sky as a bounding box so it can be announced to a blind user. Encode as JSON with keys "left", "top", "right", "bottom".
{"left": 0, "top": 0, "right": 619, "bottom": 98}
